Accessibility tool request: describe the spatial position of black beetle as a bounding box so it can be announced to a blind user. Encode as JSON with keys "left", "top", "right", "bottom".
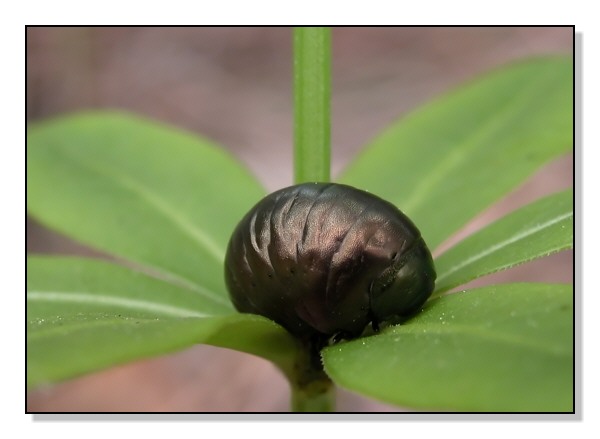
{"left": 224, "top": 182, "right": 436, "bottom": 341}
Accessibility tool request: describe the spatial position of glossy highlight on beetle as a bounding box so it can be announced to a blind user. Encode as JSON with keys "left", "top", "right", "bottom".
{"left": 224, "top": 182, "right": 436, "bottom": 340}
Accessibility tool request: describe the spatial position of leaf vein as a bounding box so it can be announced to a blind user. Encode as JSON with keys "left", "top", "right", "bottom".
{"left": 436, "top": 211, "right": 572, "bottom": 284}
{"left": 60, "top": 148, "right": 226, "bottom": 264}
{"left": 402, "top": 67, "right": 565, "bottom": 215}
{"left": 27, "top": 291, "right": 210, "bottom": 318}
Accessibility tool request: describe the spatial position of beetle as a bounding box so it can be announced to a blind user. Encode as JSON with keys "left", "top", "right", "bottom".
{"left": 224, "top": 182, "right": 436, "bottom": 341}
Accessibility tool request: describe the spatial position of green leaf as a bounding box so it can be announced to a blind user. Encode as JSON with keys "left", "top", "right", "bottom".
{"left": 27, "top": 111, "right": 266, "bottom": 302}
{"left": 434, "top": 190, "right": 573, "bottom": 294}
{"left": 27, "top": 256, "right": 299, "bottom": 389}
{"left": 322, "top": 283, "right": 573, "bottom": 412}
{"left": 339, "top": 57, "right": 573, "bottom": 250}
{"left": 27, "top": 256, "right": 232, "bottom": 318}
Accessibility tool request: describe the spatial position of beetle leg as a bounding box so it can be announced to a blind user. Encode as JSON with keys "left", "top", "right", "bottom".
{"left": 371, "top": 318, "right": 380, "bottom": 332}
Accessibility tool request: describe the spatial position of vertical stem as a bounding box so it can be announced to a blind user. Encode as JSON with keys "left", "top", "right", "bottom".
{"left": 289, "top": 338, "right": 336, "bottom": 412}
{"left": 293, "top": 27, "right": 332, "bottom": 183}
{"left": 291, "top": 376, "right": 335, "bottom": 412}
{"left": 289, "top": 27, "right": 335, "bottom": 412}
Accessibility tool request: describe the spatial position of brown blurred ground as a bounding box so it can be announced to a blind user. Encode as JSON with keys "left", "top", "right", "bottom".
{"left": 26, "top": 26, "right": 574, "bottom": 412}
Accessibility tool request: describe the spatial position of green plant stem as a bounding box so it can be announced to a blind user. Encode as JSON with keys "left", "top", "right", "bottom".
{"left": 289, "top": 339, "right": 335, "bottom": 412}
{"left": 291, "top": 377, "right": 335, "bottom": 412}
{"left": 293, "top": 27, "right": 331, "bottom": 183}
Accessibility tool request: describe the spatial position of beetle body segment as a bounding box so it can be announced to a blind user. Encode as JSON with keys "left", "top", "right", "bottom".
{"left": 224, "top": 182, "right": 436, "bottom": 339}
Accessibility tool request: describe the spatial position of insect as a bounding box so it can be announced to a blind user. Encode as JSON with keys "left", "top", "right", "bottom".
{"left": 224, "top": 182, "right": 436, "bottom": 342}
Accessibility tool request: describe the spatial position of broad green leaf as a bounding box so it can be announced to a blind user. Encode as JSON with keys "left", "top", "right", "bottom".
{"left": 27, "top": 256, "right": 233, "bottom": 318}
{"left": 27, "top": 257, "right": 299, "bottom": 389}
{"left": 339, "top": 57, "right": 573, "bottom": 250}
{"left": 27, "top": 111, "right": 266, "bottom": 301}
{"left": 434, "top": 190, "right": 573, "bottom": 294}
{"left": 322, "top": 283, "right": 573, "bottom": 412}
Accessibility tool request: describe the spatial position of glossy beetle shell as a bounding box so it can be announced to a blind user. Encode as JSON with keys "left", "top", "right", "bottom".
{"left": 224, "top": 182, "right": 436, "bottom": 339}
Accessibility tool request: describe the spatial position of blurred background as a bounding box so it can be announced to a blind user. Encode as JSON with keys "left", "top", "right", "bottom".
{"left": 27, "top": 26, "right": 573, "bottom": 412}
